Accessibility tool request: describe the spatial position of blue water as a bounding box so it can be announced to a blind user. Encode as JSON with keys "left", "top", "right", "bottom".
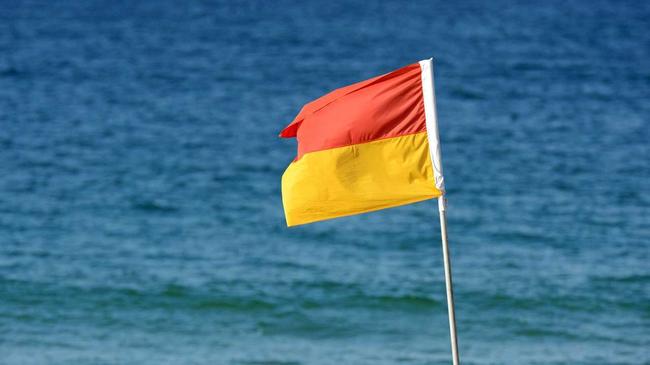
{"left": 1, "top": 1, "right": 648, "bottom": 364}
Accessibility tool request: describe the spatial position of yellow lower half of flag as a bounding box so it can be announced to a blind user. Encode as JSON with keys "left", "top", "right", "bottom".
{"left": 281, "top": 131, "right": 442, "bottom": 226}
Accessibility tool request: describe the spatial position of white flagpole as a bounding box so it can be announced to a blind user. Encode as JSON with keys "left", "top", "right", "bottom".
{"left": 438, "top": 195, "right": 460, "bottom": 365}
{"left": 419, "top": 58, "right": 460, "bottom": 365}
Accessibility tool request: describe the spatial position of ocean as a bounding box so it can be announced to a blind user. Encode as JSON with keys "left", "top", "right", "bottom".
{"left": 0, "top": 1, "right": 648, "bottom": 364}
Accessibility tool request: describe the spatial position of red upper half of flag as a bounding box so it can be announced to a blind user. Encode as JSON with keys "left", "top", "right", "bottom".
{"left": 280, "top": 63, "right": 426, "bottom": 160}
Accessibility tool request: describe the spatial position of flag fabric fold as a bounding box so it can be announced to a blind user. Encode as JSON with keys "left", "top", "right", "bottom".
{"left": 280, "top": 59, "right": 444, "bottom": 226}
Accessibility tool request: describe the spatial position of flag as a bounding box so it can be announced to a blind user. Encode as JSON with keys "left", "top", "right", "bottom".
{"left": 280, "top": 59, "right": 445, "bottom": 226}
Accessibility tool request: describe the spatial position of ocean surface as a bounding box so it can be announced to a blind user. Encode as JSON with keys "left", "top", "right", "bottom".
{"left": 0, "top": 1, "right": 648, "bottom": 364}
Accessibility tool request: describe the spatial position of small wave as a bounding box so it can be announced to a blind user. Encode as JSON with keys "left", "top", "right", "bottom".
{"left": 155, "top": 284, "right": 278, "bottom": 311}
{"left": 192, "top": 298, "right": 276, "bottom": 311}
{"left": 511, "top": 62, "right": 546, "bottom": 72}
{"left": 449, "top": 87, "right": 486, "bottom": 100}
{"left": 514, "top": 327, "right": 579, "bottom": 339}
{"left": 362, "top": 294, "right": 440, "bottom": 309}
{"left": 0, "top": 66, "right": 23, "bottom": 78}
{"left": 591, "top": 274, "right": 649, "bottom": 284}
{"left": 235, "top": 361, "right": 301, "bottom": 365}
{"left": 131, "top": 199, "right": 179, "bottom": 212}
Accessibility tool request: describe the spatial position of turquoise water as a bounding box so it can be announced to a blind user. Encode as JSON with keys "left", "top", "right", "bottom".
{"left": 1, "top": 1, "right": 648, "bottom": 364}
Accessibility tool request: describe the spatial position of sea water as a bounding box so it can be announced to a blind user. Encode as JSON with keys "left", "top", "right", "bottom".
{"left": 0, "top": 1, "right": 648, "bottom": 364}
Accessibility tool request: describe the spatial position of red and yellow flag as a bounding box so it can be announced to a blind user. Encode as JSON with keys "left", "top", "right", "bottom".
{"left": 280, "top": 59, "right": 445, "bottom": 226}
